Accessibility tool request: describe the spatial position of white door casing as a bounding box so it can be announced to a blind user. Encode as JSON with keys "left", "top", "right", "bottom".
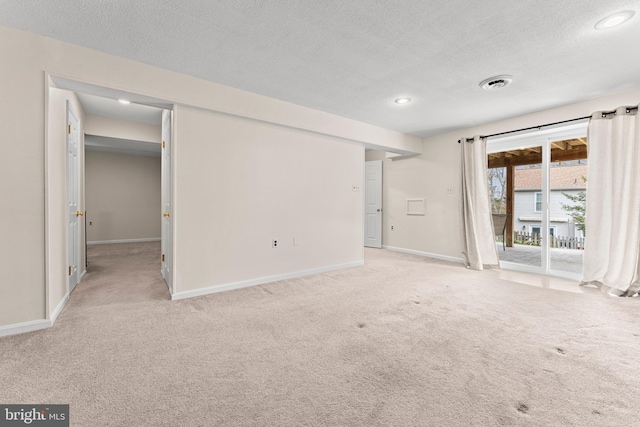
{"left": 67, "top": 102, "right": 81, "bottom": 292}
{"left": 161, "top": 109, "right": 173, "bottom": 292}
{"left": 364, "top": 160, "right": 382, "bottom": 248}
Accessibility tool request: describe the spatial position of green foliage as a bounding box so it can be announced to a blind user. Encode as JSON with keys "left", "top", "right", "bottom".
{"left": 561, "top": 176, "right": 586, "bottom": 234}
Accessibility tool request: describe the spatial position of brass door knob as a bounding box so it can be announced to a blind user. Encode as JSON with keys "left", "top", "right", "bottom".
{"left": 76, "top": 211, "right": 84, "bottom": 217}
{"left": 163, "top": 212, "right": 170, "bottom": 218}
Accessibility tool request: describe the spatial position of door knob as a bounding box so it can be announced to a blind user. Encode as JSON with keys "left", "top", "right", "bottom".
{"left": 377, "top": 209, "right": 381, "bottom": 212}
{"left": 75, "top": 211, "right": 84, "bottom": 217}
{"left": 163, "top": 212, "right": 170, "bottom": 218}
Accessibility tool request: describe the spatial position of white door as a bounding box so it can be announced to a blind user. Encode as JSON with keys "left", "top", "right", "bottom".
{"left": 67, "top": 102, "right": 81, "bottom": 292}
{"left": 364, "top": 160, "right": 382, "bottom": 248}
{"left": 161, "top": 109, "right": 173, "bottom": 292}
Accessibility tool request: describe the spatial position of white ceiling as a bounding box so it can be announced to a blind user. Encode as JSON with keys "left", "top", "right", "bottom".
{"left": 3, "top": 1, "right": 640, "bottom": 136}
{"left": 77, "top": 93, "right": 163, "bottom": 125}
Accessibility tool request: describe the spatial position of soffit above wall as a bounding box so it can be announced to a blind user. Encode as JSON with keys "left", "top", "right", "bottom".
{"left": 85, "top": 135, "right": 161, "bottom": 158}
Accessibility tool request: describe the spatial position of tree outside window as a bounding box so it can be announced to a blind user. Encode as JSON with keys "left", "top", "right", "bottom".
{"left": 561, "top": 176, "right": 587, "bottom": 235}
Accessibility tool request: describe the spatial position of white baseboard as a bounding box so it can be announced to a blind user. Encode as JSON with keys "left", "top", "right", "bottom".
{"left": 50, "top": 293, "right": 69, "bottom": 323}
{"left": 80, "top": 270, "right": 87, "bottom": 282}
{"left": 382, "top": 245, "right": 465, "bottom": 264}
{"left": 87, "top": 237, "right": 161, "bottom": 245}
{"left": 0, "top": 319, "right": 51, "bottom": 338}
{"left": 171, "top": 260, "right": 364, "bottom": 301}
{"left": 0, "top": 291, "right": 73, "bottom": 338}
{"left": 0, "top": 290, "right": 72, "bottom": 338}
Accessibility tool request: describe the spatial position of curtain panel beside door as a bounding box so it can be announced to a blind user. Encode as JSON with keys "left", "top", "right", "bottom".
{"left": 582, "top": 105, "right": 640, "bottom": 297}
{"left": 460, "top": 136, "right": 500, "bottom": 270}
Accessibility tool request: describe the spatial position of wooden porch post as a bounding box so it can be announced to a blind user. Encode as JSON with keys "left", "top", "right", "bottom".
{"left": 506, "top": 160, "right": 514, "bottom": 247}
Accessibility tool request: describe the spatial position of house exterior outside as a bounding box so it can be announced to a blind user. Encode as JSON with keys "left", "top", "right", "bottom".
{"left": 514, "top": 163, "right": 587, "bottom": 239}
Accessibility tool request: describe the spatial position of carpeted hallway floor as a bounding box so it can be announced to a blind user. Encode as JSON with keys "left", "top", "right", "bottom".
{"left": 1, "top": 242, "right": 638, "bottom": 426}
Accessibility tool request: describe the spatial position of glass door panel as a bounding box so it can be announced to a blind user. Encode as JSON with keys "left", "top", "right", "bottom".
{"left": 488, "top": 146, "right": 543, "bottom": 270}
{"left": 548, "top": 137, "right": 588, "bottom": 276}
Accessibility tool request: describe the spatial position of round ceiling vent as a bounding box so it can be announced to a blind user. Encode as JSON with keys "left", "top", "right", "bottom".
{"left": 479, "top": 75, "right": 513, "bottom": 90}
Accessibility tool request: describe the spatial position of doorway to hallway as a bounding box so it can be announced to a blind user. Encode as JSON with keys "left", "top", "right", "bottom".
{"left": 46, "top": 75, "right": 176, "bottom": 321}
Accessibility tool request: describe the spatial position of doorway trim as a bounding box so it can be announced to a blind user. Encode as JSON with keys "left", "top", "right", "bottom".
{"left": 44, "top": 72, "right": 177, "bottom": 325}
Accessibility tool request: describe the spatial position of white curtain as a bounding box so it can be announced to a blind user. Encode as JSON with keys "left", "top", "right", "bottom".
{"left": 582, "top": 105, "right": 640, "bottom": 297}
{"left": 461, "top": 136, "right": 500, "bottom": 270}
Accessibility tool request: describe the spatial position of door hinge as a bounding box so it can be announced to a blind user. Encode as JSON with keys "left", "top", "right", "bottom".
{"left": 162, "top": 254, "right": 165, "bottom": 262}
{"left": 68, "top": 266, "right": 72, "bottom": 276}
{"left": 162, "top": 140, "right": 165, "bottom": 149}
{"left": 68, "top": 124, "right": 71, "bottom": 134}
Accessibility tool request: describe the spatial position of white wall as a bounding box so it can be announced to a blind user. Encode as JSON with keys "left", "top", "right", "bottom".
{"left": 381, "top": 88, "right": 640, "bottom": 260}
{"left": 0, "top": 24, "right": 408, "bottom": 329}
{"left": 174, "top": 106, "right": 363, "bottom": 292}
{"left": 85, "top": 151, "right": 161, "bottom": 243}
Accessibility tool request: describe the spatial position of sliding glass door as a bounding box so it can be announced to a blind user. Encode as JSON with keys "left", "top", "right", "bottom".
{"left": 487, "top": 123, "right": 588, "bottom": 279}
{"left": 488, "top": 143, "right": 544, "bottom": 271}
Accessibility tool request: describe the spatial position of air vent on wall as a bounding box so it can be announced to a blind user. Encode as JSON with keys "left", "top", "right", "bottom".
{"left": 479, "top": 75, "right": 513, "bottom": 90}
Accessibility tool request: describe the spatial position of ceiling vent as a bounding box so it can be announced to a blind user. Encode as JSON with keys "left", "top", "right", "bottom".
{"left": 479, "top": 75, "right": 513, "bottom": 90}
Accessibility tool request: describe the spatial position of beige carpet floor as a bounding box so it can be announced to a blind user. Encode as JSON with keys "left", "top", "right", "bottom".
{"left": 1, "top": 242, "right": 639, "bottom": 426}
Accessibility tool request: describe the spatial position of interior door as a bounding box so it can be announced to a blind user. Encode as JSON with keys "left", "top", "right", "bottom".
{"left": 67, "top": 102, "right": 81, "bottom": 292}
{"left": 364, "top": 160, "right": 382, "bottom": 248}
{"left": 161, "top": 109, "right": 173, "bottom": 292}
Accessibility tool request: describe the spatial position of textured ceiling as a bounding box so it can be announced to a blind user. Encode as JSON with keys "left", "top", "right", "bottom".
{"left": 3, "top": 0, "right": 640, "bottom": 136}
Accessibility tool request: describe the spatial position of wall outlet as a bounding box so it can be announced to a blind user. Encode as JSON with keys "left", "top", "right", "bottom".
{"left": 272, "top": 239, "right": 278, "bottom": 248}
{"left": 293, "top": 237, "right": 300, "bottom": 246}
{"left": 446, "top": 188, "right": 453, "bottom": 195}
{"left": 391, "top": 225, "right": 394, "bottom": 230}
{"left": 352, "top": 185, "right": 360, "bottom": 192}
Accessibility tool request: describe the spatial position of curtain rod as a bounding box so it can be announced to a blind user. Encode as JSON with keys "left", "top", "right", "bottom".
{"left": 458, "top": 106, "right": 639, "bottom": 143}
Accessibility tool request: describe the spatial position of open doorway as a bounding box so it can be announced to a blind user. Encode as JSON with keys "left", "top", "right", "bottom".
{"left": 80, "top": 92, "right": 168, "bottom": 302}
{"left": 46, "top": 76, "right": 175, "bottom": 319}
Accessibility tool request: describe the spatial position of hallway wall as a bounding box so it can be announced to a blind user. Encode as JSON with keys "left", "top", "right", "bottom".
{"left": 85, "top": 151, "right": 161, "bottom": 244}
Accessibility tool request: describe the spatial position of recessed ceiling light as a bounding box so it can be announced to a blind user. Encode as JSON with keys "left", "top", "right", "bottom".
{"left": 118, "top": 99, "right": 131, "bottom": 104}
{"left": 595, "top": 10, "right": 635, "bottom": 30}
{"left": 479, "top": 75, "right": 513, "bottom": 90}
{"left": 394, "top": 97, "right": 412, "bottom": 105}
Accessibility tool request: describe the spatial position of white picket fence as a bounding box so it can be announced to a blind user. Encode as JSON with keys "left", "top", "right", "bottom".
{"left": 512, "top": 231, "right": 585, "bottom": 249}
